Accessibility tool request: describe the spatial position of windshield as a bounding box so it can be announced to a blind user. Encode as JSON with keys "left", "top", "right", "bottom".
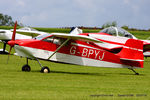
{"left": 34, "top": 33, "right": 51, "bottom": 40}
{"left": 100, "top": 27, "right": 134, "bottom": 38}
{"left": 117, "top": 27, "right": 131, "bottom": 36}
{"left": 100, "top": 27, "right": 117, "bottom": 36}
{"left": 19, "top": 27, "right": 38, "bottom": 31}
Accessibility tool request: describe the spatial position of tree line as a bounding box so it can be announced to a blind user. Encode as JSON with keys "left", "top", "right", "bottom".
{"left": 0, "top": 13, "right": 15, "bottom": 26}
{"left": 0, "top": 13, "right": 149, "bottom": 31}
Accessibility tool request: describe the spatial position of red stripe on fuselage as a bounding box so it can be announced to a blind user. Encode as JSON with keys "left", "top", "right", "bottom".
{"left": 14, "top": 39, "right": 142, "bottom": 68}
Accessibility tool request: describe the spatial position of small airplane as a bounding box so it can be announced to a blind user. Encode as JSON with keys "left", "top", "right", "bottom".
{"left": 99, "top": 26, "right": 150, "bottom": 57}
{"left": 11, "top": 26, "right": 47, "bottom": 36}
{"left": 0, "top": 29, "right": 32, "bottom": 54}
{"left": 7, "top": 22, "right": 149, "bottom": 75}
{"left": 0, "top": 27, "right": 47, "bottom": 54}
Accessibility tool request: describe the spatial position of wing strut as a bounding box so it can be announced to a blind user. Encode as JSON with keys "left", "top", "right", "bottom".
{"left": 47, "top": 38, "right": 70, "bottom": 60}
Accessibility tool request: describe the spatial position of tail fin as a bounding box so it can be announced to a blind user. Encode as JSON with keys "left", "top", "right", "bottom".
{"left": 117, "top": 39, "right": 144, "bottom": 68}
{"left": 70, "top": 27, "right": 83, "bottom": 35}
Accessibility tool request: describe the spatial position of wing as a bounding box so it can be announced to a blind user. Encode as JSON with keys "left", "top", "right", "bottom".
{"left": 0, "top": 29, "right": 31, "bottom": 40}
{"left": 94, "top": 42, "right": 123, "bottom": 53}
{"left": 46, "top": 33, "right": 102, "bottom": 60}
{"left": 11, "top": 27, "right": 47, "bottom": 35}
{"left": 89, "top": 34, "right": 129, "bottom": 45}
{"left": 89, "top": 33, "right": 150, "bottom": 52}
{"left": 51, "top": 33, "right": 102, "bottom": 43}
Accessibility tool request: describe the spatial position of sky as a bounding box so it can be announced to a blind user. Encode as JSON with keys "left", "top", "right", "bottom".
{"left": 0, "top": 0, "right": 150, "bottom": 29}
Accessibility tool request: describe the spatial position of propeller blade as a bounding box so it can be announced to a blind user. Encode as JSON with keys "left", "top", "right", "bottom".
{"left": 7, "top": 21, "right": 17, "bottom": 64}
{"left": 7, "top": 46, "right": 13, "bottom": 64}
{"left": 12, "top": 21, "right": 17, "bottom": 41}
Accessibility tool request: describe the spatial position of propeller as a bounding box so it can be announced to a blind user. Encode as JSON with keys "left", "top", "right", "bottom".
{"left": 7, "top": 21, "right": 17, "bottom": 63}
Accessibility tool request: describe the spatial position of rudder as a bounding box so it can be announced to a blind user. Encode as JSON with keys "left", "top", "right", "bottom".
{"left": 117, "top": 39, "right": 144, "bottom": 68}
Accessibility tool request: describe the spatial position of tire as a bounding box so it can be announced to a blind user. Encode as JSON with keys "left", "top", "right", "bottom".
{"left": 22, "top": 64, "right": 31, "bottom": 72}
{"left": 41, "top": 66, "right": 50, "bottom": 73}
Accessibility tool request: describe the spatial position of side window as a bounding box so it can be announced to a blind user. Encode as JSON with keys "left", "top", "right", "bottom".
{"left": 118, "top": 31, "right": 125, "bottom": 37}
{"left": 124, "top": 34, "right": 133, "bottom": 38}
{"left": 43, "top": 36, "right": 67, "bottom": 45}
{"left": 108, "top": 30, "right": 117, "bottom": 36}
{"left": 54, "top": 38, "right": 68, "bottom": 45}
{"left": 43, "top": 36, "right": 54, "bottom": 42}
{"left": 53, "top": 38, "right": 62, "bottom": 45}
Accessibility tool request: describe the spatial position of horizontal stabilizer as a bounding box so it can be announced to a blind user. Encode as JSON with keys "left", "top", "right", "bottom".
{"left": 117, "top": 39, "right": 144, "bottom": 68}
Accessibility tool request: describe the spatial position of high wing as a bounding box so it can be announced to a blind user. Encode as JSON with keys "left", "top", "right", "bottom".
{"left": 0, "top": 26, "right": 48, "bottom": 54}
{"left": 0, "top": 29, "right": 32, "bottom": 54}
{"left": 0, "top": 29, "right": 32, "bottom": 40}
{"left": 89, "top": 34, "right": 128, "bottom": 45}
{"left": 73, "top": 33, "right": 128, "bottom": 53}
{"left": 50, "top": 32, "right": 129, "bottom": 53}
{"left": 51, "top": 32, "right": 130, "bottom": 53}
{"left": 11, "top": 27, "right": 47, "bottom": 35}
{"left": 51, "top": 33, "right": 101, "bottom": 43}
{"left": 45, "top": 32, "right": 102, "bottom": 60}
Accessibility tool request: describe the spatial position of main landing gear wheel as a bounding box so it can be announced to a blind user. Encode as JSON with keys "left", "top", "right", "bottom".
{"left": 41, "top": 66, "right": 50, "bottom": 73}
{"left": 22, "top": 64, "right": 31, "bottom": 72}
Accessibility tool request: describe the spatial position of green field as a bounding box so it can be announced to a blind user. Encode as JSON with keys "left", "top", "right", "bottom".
{"left": 1, "top": 26, "right": 150, "bottom": 39}
{"left": 0, "top": 27, "right": 150, "bottom": 100}
{"left": 0, "top": 47, "right": 150, "bottom": 100}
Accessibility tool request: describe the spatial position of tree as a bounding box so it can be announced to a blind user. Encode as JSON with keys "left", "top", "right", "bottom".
{"left": 121, "top": 25, "right": 129, "bottom": 30}
{"left": 0, "top": 13, "right": 15, "bottom": 26}
{"left": 102, "top": 21, "right": 117, "bottom": 28}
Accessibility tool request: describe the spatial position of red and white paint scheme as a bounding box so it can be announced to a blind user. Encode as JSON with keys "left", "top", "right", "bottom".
{"left": 11, "top": 26, "right": 47, "bottom": 35}
{"left": 0, "top": 29, "right": 32, "bottom": 54}
{"left": 0, "top": 26, "right": 47, "bottom": 54}
{"left": 99, "top": 26, "right": 150, "bottom": 57}
{"left": 7, "top": 23, "right": 149, "bottom": 75}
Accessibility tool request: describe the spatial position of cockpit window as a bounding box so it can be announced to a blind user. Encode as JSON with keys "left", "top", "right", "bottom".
{"left": 34, "top": 34, "right": 50, "bottom": 40}
{"left": 100, "top": 27, "right": 117, "bottom": 36}
{"left": 117, "top": 28, "right": 133, "bottom": 38}
{"left": 19, "top": 27, "right": 38, "bottom": 31}
{"left": 100, "top": 27, "right": 134, "bottom": 38}
{"left": 107, "top": 29, "right": 117, "bottom": 36}
{"left": 100, "top": 28, "right": 108, "bottom": 33}
{"left": 118, "top": 29, "right": 126, "bottom": 37}
{"left": 43, "top": 36, "right": 55, "bottom": 42}
{"left": 43, "top": 36, "right": 66, "bottom": 45}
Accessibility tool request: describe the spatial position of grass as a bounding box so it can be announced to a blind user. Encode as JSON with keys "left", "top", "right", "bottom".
{"left": 129, "top": 31, "right": 150, "bottom": 40}
{"left": 1, "top": 25, "right": 150, "bottom": 40}
{"left": 0, "top": 27, "right": 150, "bottom": 99}
{"left": 0, "top": 54, "right": 150, "bottom": 100}
{"left": 1, "top": 25, "right": 150, "bottom": 39}
{"left": 0, "top": 26, "right": 100, "bottom": 33}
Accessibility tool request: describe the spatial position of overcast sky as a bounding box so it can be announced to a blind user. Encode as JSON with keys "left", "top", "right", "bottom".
{"left": 0, "top": 0, "right": 150, "bottom": 29}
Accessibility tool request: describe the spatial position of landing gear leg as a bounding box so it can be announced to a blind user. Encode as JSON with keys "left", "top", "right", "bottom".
{"left": 22, "top": 58, "right": 31, "bottom": 72}
{"left": 3, "top": 42, "right": 7, "bottom": 53}
{"left": 0, "top": 41, "right": 9, "bottom": 54}
{"left": 36, "top": 58, "right": 50, "bottom": 73}
{"left": 128, "top": 68, "right": 139, "bottom": 75}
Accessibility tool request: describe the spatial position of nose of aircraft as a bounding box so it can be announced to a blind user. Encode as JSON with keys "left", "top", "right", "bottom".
{"left": 8, "top": 40, "right": 16, "bottom": 47}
